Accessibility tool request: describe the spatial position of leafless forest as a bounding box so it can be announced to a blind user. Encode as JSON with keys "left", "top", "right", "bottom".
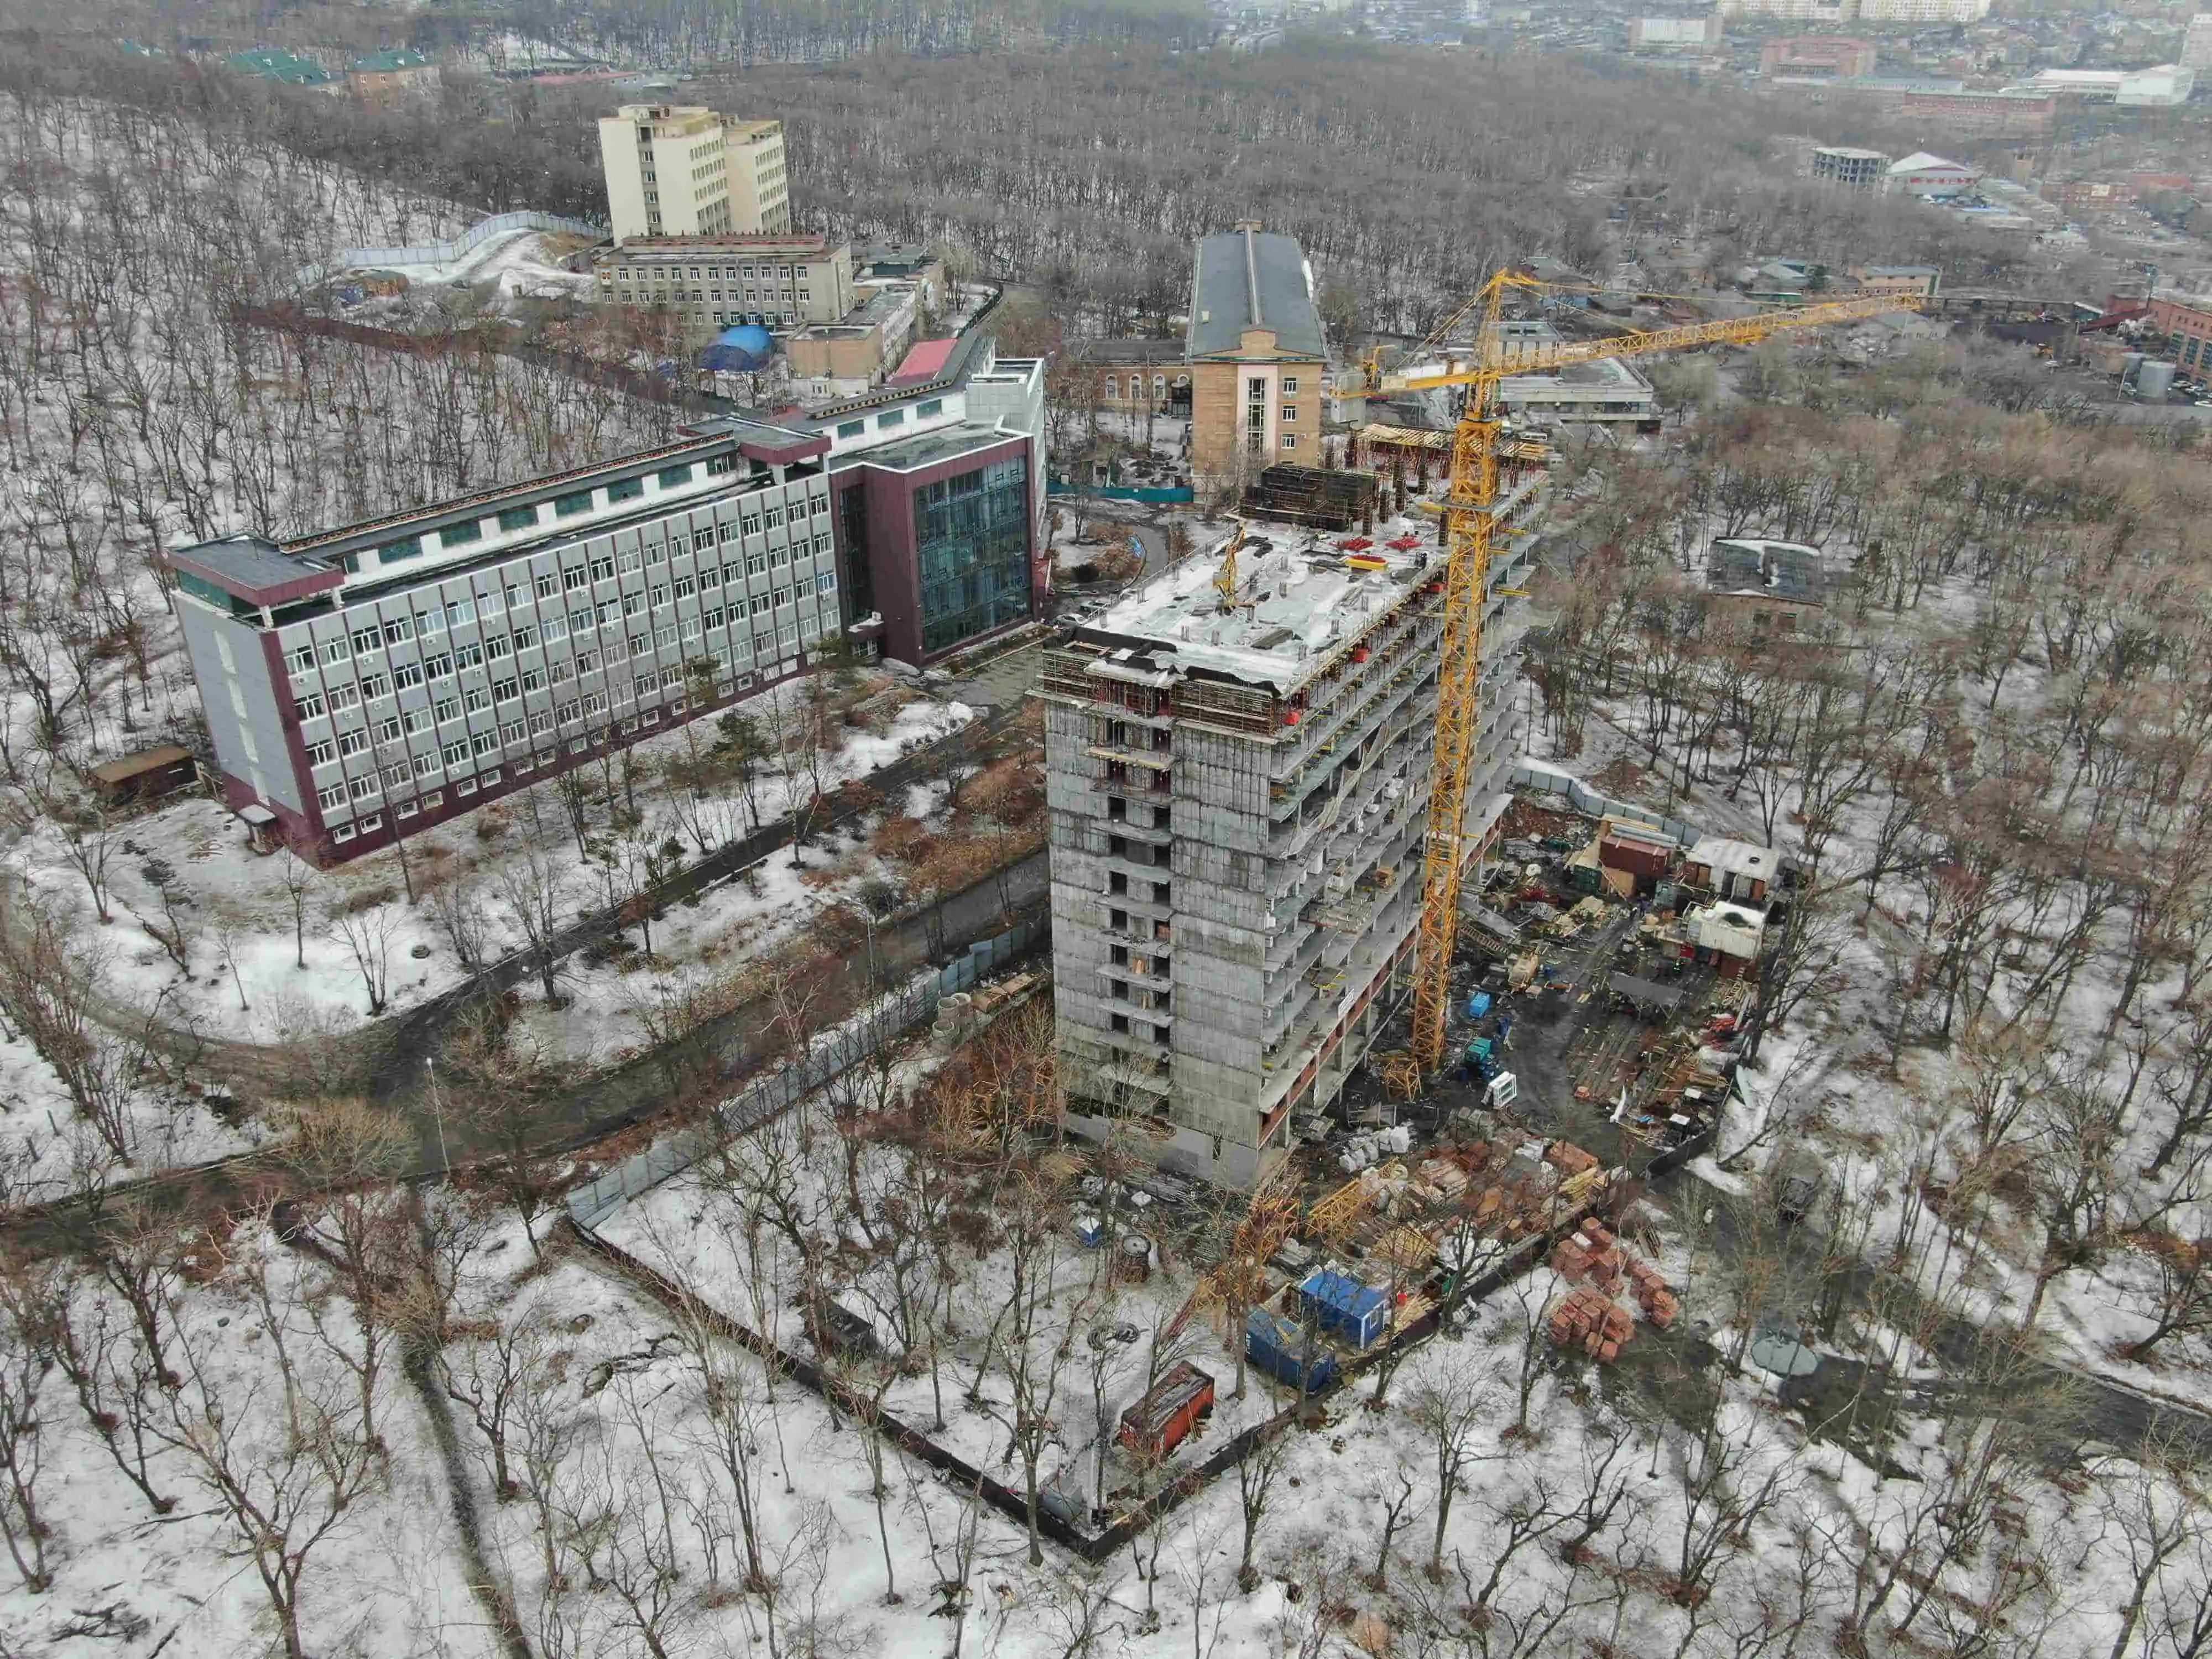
{"left": 0, "top": 79, "right": 676, "bottom": 773}
{"left": 1535, "top": 343, "right": 2212, "bottom": 1359}
{"left": 8, "top": 29, "right": 2053, "bottom": 340}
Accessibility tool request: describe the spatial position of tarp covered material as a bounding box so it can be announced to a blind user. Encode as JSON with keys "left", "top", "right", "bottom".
{"left": 1609, "top": 972, "right": 1689, "bottom": 1014}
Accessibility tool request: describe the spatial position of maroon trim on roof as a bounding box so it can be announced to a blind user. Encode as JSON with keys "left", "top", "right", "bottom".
{"left": 165, "top": 549, "right": 346, "bottom": 607}
{"left": 740, "top": 433, "right": 831, "bottom": 465}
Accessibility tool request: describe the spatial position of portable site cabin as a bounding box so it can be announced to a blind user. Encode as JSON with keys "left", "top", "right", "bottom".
{"left": 1681, "top": 900, "right": 1767, "bottom": 978}
{"left": 1681, "top": 836, "right": 1778, "bottom": 904}
{"left": 88, "top": 744, "right": 197, "bottom": 808}
{"left": 1295, "top": 1269, "right": 1389, "bottom": 1349}
{"left": 1597, "top": 817, "right": 1676, "bottom": 890}
{"left": 1246, "top": 1308, "right": 1339, "bottom": 1393}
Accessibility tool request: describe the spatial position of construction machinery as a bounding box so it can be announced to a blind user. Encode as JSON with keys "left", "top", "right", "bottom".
{"left": 1370, "top": 275, "right": 1924, "bottom": 1073}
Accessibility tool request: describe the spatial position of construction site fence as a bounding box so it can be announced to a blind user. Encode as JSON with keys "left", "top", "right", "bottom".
{"left": 1046, "top": 482, "right": 1194, "bottom": 504}
{"left": 1641, "top": 1124, "right": 1718, "bottom": 1182}
{"left": 564, "top": 915, "right": 1048, "bottom": 1230}
{"left": 571, "top": 1181, "right": 1586, "bottom": 1562}
{"left": 295, "top": 210, "right": 606, "bottom": 291}
{"left": 1509, "top": 761, "right": 1703, "bottom": 849}
{"left": 567, "top": 1211, "right": 1303, "bottom": 1563}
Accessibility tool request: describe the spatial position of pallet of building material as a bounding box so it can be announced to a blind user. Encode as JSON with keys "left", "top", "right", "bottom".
{"left": 1374, "top": 1224, "right": 1437, "bottom": 1274}
{"left": 1545, "top": 1142, "right": 1601, "bottom": 1177}
{"left": 1418, "top": 1158, "right": 1471, "bottom": 1197}
{"left": 1546, "top": 1288, "right": 1635, "bottom": 1361}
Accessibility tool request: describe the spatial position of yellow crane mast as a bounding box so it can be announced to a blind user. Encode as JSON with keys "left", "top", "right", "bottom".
{"left": 1375, "top": 275, "right": 1924, "bottom": 1074}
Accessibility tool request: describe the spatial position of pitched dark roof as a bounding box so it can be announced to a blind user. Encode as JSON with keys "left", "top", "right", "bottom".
{"left": 1187, "top": 227, "right": 1326, "bottom": 361}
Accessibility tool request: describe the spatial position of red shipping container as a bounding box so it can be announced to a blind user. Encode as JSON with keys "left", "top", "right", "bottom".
{"left": 1118, "top": 1361, "right": 1217, "bottom": 1459}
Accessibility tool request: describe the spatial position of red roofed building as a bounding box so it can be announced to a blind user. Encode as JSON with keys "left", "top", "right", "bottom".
{"left": 888, "top": 337, "right": 958, "bottom": 387}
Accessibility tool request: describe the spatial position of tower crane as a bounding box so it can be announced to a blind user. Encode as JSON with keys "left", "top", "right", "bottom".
{"left": 1369, "top": 273, "right": 1924, "bottom": 1075}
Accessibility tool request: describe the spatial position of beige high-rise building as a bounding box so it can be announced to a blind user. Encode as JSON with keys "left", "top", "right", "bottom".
{"left": 722, "top": 118, "right": 791, "bottom": 236}
{"left": 598, "top": 105, "right": 792, "bottom": 243}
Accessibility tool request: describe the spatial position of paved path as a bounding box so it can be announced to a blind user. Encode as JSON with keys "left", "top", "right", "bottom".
{"left": 0, "top": 696, "right": 1046, "bottom": 1254}
{"left": 942, "top": 638, "right": 1044, "bottom": 713}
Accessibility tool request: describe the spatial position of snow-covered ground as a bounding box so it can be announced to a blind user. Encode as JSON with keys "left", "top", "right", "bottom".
{"left": 1537, "top": 390, "right": 2212, "bottom": 1427}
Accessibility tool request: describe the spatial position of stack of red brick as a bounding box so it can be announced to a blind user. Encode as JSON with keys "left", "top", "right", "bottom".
{"left": 1628, "top": 1259, "right": 1678, "bottom": 1329}
{"left": 1545, "top": 1142, "right": 1600, "bottom": 1177}
{"left": 1550, "top": 1221, "right": 1627, "bottom": 1297}
{"left": 1548, "top": 1287, "right": 1635, "bottom": 1361}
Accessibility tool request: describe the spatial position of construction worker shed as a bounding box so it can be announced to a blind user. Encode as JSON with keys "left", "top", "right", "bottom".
{"left": 87, "top": 744, "right": 197, "bottom": 807}
{"left": 1682, "top": 836, "right": 1777, "bottom": 902}
{"left": 1117, "top": 1360, "right": 1216, "bottom": 1459}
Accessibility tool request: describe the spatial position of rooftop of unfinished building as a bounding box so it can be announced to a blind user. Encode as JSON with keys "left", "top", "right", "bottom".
{"left": 1081, "top": 524, "right": 1436, "bottom": 694}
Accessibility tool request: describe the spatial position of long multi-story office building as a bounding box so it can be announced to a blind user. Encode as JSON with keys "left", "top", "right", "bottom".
{"left": 1044, "top": 451, "right": 1543, "bottom": 1186}
{"left": 592, "top": 234, "right": 858, "bottom": 331}
{"left": 169, "top": 349, "right": 1046, "bottom": 862}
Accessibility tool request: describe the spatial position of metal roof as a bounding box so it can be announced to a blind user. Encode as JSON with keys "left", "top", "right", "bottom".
{"left": 1187, "top": 226, "right": 1326, "bottom": 362}
{"left": 887, "top": 337, "right": 958, "bottom": 385}
{"left": 168, "top": 535, "right": 346, "bottom": 606}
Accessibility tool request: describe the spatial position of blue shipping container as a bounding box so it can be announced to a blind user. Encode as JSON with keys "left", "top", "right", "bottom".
{"left": 1246, "top": 1310, "right": 1339, "bottom": 1394}
{"left": 1296, "top": 1270, "right": 1389, "bottom": 1349}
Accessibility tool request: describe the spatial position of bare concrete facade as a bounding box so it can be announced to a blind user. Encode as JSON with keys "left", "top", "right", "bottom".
{"left": 1045, "top": 508, "right": 1538, "bottom": 1186}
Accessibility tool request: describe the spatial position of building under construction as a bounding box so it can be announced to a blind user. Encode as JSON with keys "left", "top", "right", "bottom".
{"left": 1044, "top": 486, "right": 1543, "bottom": 1185}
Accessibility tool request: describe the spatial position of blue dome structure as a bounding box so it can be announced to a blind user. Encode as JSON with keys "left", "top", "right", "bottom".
{"left": 701, "top": 324, "right": 775, "bottom": 373}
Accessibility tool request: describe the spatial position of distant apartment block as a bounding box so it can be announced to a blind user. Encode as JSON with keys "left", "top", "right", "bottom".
{"left": 2185, "top": 13, "right": 2212, "bottom": 72}
{"left": 1717, "top": 0, "right": 1849, "bottom": 24}
{"left": 1812, "top": 144, "right": 1889, "bottom": 186}
{"left": 598, "top": 105, "right": 791, "bottom": 243}
{"left": 168, "top": 353, "right": 1045, "bottom": 862}
{"left": 226, "top": 48, "right": 338, "bottom": 90}
{"left": 1854, "top": 0, "right": 1988, "bottom": 20}
{"left": 1627, "top": 14, "right": 1723, "bottom": 48}
{"left": 1850, "top": 264, "right": 1940, "bottom": 299}
{"left": 1768, "top": 37, "right": 1878, "bottom": 78}
{"left": 347, "top": 48, "right": 439, "bottom": 107}
{"left": 1725, "top": 0, "right": 1985, "bottom": 19}
{"left": 2148, "top": 292, "right": 2212, "bottom": 374}
{"left": 593, "top": 235, "right": 857, "bottom": 330}
{"left": 1186, "top": 222, "right": 1328, "bottom": 485}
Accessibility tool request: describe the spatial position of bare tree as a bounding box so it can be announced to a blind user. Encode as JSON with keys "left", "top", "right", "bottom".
{"left": 326, "top": 895, "right": 401, "bottom": 1015}
{"left": 152, "top": 1232, "right": 383, "bottom": 1659}
{"left": 0, "top": 1298, "right": 51, "bottom": 1591}
{"left": 1413, "top": 1344, "right": 1489, "bottom": 1578}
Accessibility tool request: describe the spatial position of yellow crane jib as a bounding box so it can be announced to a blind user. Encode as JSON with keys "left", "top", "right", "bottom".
{"left": 1400, "top": 275, "right": 1922, "bottom": 1076}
